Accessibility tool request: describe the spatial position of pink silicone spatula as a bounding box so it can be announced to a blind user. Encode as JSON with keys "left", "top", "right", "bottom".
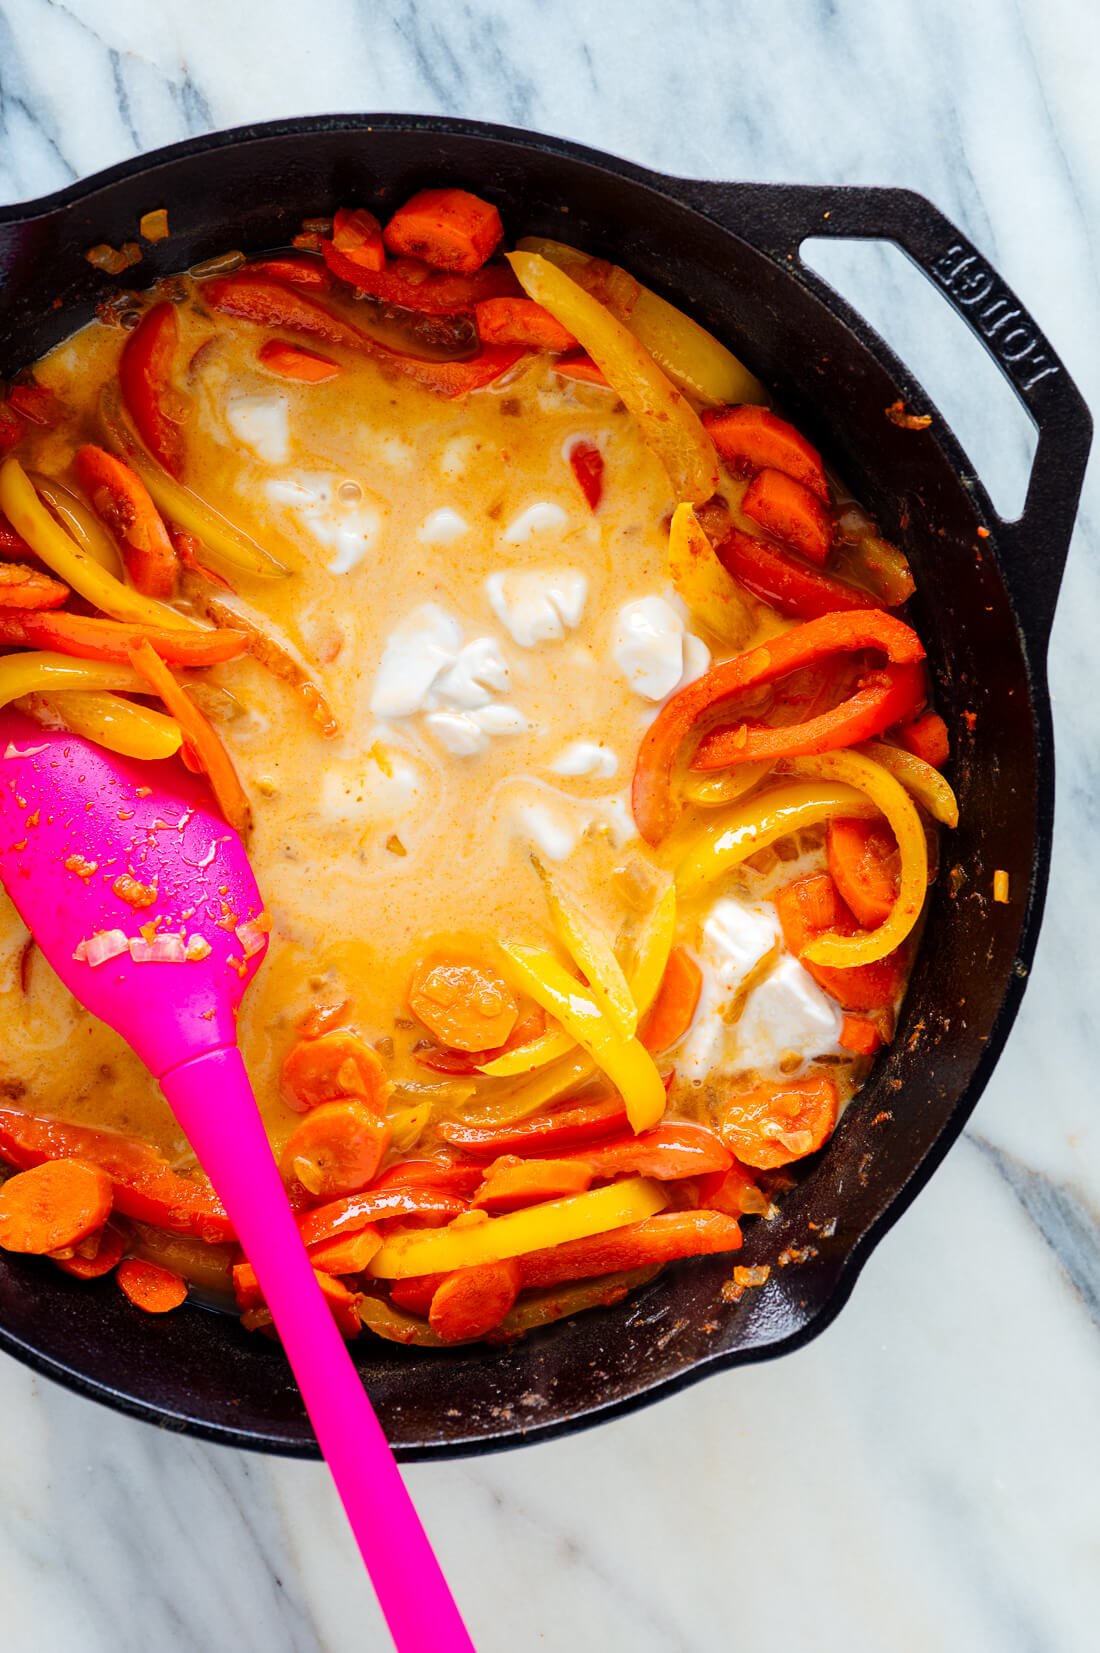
{"left": 0, "top": 709, "right": 474, "bottom": 1653}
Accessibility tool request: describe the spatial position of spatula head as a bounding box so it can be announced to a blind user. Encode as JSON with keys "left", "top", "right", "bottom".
{"left": 0, "top": 710, "right": 267, "bottom": 1077}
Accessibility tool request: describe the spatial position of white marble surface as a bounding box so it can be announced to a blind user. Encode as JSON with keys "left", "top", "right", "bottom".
{"left": 0, "top": 2, "right": 1098, "bottom": 1649}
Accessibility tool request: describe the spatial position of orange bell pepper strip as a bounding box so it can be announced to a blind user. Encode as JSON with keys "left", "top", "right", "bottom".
{"left": 639, "top": 947, "right": 703, "bottom": 1053}
{"left": 437, "top": 1093, "right": 629, "bottom": 1158}
{"left": 471, "top": 1158, "right": 594, "bottom": 1213}
{"left": 257, "top": 339, "right": 342, "bottom": 382}
{"left": 74, "top": 445, "right": 179, "bottom": 599}
{"left": 234, "top": 1259, "right": 362, "bottom": 1338}
{"left": 331, "top": 206, "right": 386, "bottom": 273}
{"left": 474, "top": 297, "right": 576, "bottom": 351}
{"left": 383, "top": 188, "right": 503, "bottom": 274}
{"left": 0, "top": 1160, "right": 113, "bottom": 1254}
{"left": 298, "top": 1185, "right": 469, "bottom": 1248}
{"left": 567, "top": 440, "right": 604, "bottom": 510}
{"left": 118, "top": 302, "right": 186, "bottom": 477}
{"left": 632, "top": 609, "right": 925, "bottom": 844}
{"left": 827, "top": 816, "right": 900, "bottom": 929}
{"left": 773, "top": 872, "right": 908, "bottom": 1011}
{"left": 717, "top": 527, "right": 885, "bottom": 620}
{"left": 321, "top": 240, "right": 520, "bottom": 312}
{"left": 0, "top": 563, "right": 69, "bottom": 608}
{"left": 702, "top": 404, "right": 828, "bottom": 500}
{"left": 720, "top": 1077, "right": 838, "bottom": 1170}
{"left": 0, "top": 609, "right": 247, "bottom": 665}
{"left": 742, "top": 468, "right": 832, "bottom": 566}
{"left": 0, "top": 1106, "right": 233, "bottom": 1241}
{"left": 428, "top": 1258, "right": 522, "bottom": 1341}
{"left": 517, "top": 1208, "right": 742, "bottom": 1288}
{"left": 0, "top": 515, "right": 32, "bottom": 557}
{"left": 127, "top": 639, "right": 252, "bottom": 836}
{"left": 897, "top": 709, "right": 950, "bottom": 769}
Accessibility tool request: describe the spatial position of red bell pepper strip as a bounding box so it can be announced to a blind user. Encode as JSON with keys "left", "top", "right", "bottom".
{"left": 321, "top": 239, "right": 519, "bottom": 313}
{"left": 0, "top": 515, "right": 34, "bottom": 558}
{"left": 382, "top": 187, "right": 503, "bottom": 274}
{"left": 695, "top": 1159, "right": 761, "bottom": 1217}
{"left": 639, "top": 947, "right": 703, "bottom": 1053}
{"left": 773, "top": 872, "right": 908, "bottom": 1011}
{"left": 703, "top": 404, "right": 828, "bottom": 501}
{"left": 331, "top": 207, "right": 386, "bottom": 273}
{"left": 385, "top": 344, "right": 523, "bottom": 398}
{"left": 632, "top": 609, "right": 926, "bottom": 844}
{"left": 74, "top": 445, "right": 179, "bottom": 599}
{"left": 118, "top": 302, "right": 186, "bottom": 477}
{"left": 244, "top": 253, "right": 333, "bottom": 291}
{"left": 297, "top": 1185, "right": 469, "bottom": 1248}
{"left": 897, "top": 710, "right": 950, "bottom": 769}
{"left": 718, "top": 526, "right": 883, "bottom": 620}
{"left": 203, "top": 274, "right": 367, "bottom": 349}
{"left": 388, "top": 1274, "right": 447, "bottom": 1316}
{"left": 0, "top": 564, "right": 69, "bottom": 609}
{"left": 370, "top": 1159, "right": 484, "bottom": 1198}
{"left": 518, "top": 1209, "right": 742, "bottom": 1289}
{"left": 558, "top": 1120, "right": 731, "bottom": 1181}
{"left": 0, "top": 1107, "right": 233, "bottom": 1242}
{"left": 437, "top": 1093, "right": 629, "bottom": 1158}
{"left": 0, "top": 405, "right": 24, "bottom": 454}
{"left": 692, "top": 661, "right": 926, "bottom": 772}
{"left": 567, "top": 440, "right": 605, "bottom": 510}
{"left": 0, "top": 608, "right": 248, "bottom": 665}
{"left": 6, "top": 385, "right": 60, "bottom": 428}
{"left": 742, "top": 468, "right": 832, "bottom": 566}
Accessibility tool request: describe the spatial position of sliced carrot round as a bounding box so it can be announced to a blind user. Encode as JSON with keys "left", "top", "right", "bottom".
{"left": 116, "top": 1256, "right": 187, "bottom": 1313}
{"left": 281, "top": 1030, "right": 391, "bottom": 1114}
{"left": 408, "top": 953, "right": 518, "bottom": 1052}
{"left": 827, "top": 816, "right": 900, "bottom": 929}
{"left": 0, "top": 1160, "right": 113, "bottom": 1254}
{"left": 281, "top": 1102, "right": 392, "bottom": 1198}
{"left": 720, "top": 1078, "right": 838, "bottom": 1170}
{"left": 428, "top": 1258, "right": 522, "bottom": 1342}
{"left": 53, "top": 1220, "right": 128, "bottom": 1279}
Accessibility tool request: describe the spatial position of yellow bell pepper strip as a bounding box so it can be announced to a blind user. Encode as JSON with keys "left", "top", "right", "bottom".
{"left": 516, "top": 236, "right": 769, "bottom": 407}
{"left": 681, "top": 759, "right": 774, "bottom": 808}
{"left": 0, "top": 456, "right": 199, "bottom": 631}
{"left": 632, "top": 608, "right": 926, "bottom": 845}
{"left": 496, "top": 943, "right": 667, "bottom": 1131}
{"left": 477, "top": 1024, "right": 574, "bottom": 1079}
{"left": 461, "top": 1052, "right": 598, "bottom": 1128}
{"left": 859, "top": 739, "right": 960, "bottom": 828}
{"left": 667, "top": 502, "right": 755, "bottom": 647}
{"left": 675, "top": 779, "right": 877, "bottom": 901}
{"left": 787, "top": 750, "right": 928, "bottom": 965}
{"left": 34, "top": 690, "right": 182, "bottom": 759}
{"left": 28, "top": 473, "right": 123, "bottom": 578}
{"left": 368, "top": 1176, "right": 668, "bottom": 1279}
{"left": 625, "top": 881, "right": 677, "bottom": 1018}
{"left": 99, "top": 386, "right": 286, "bottom": 581}
{"left": 535, "top": 858, "right": 637, "bottom": 1036}
{"left": 506, "top": 251, "right": 719, "bottom": 504}
{"left": 0, "top": 652, "right": 146, "bottom": 710}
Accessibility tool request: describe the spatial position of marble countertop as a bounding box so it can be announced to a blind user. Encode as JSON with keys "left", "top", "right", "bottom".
{"left": 0, "top": 2, "right": 1097, "bottom": 1649}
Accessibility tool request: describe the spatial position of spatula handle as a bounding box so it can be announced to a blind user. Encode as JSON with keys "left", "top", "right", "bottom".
{"left": 160, "top": 1045, "right": 475, "bottom": 1653}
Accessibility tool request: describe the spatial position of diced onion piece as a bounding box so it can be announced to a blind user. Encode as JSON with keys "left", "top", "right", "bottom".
{"left": 234, "top": 916, "right": 270, "bottom": 958}
{"left": 80, "top": 930, "right": 130, "bottom": 967}
{"left": 129, "top": 933, "right": 187, "bottom": 963}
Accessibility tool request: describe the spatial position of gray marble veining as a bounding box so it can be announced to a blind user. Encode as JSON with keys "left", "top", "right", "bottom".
{"left": 0, "top": 0, "right": 1097, "bottom": 1648}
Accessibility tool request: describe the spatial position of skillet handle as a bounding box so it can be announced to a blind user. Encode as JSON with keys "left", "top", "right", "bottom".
{"left": 678, "top": 181, "right": 1092, "bottom": 658}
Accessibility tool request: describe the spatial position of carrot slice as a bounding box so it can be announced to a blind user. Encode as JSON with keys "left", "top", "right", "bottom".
{"left": 474, "top": 297, "right": 576, "bottom": 351}
{"left": 897, "top": 710, "right": 950, "bottom": 769}
{"left": 233, "top": 1258, "right": 361, "bottom": 1337}
{"left": 280, "top": 1031, "right": 392, "bottom": 1114}
{"left": 639, "top": 946, "right": 703, "bottom": 1053}
{"left": 388, "top": 1274, "right": 446, "bottom": 1316}
{"left": 0, "top": 562, "right": 69, "bottom": 609}
{"left": 74, "top": 444, "right": 179, "bottom": 599}
{"left": 280, "top": 1102, "right": 391, "bottom": 1198}
{"left": 702, "top": 405, "right": 828, "bottom": 501}
{"left": 0, "top": 609, "right": 247, "bottom": 665}
{"left": 0, "top": 1160, "right": 113, "bottom": 1253}
{"left": 119, "top": 302, "right": 186, "bottom": 477}
{"left": 408, "top": 954, "right": 519, "bottom": 1053}
{"left": 127, "top": 639, "right": 252, "bottom": 836}
{"left": 332, "top": 207, "right": 386, "bottom": 273}
{"left": 774, "top": 872, "right": 907, "bottom": 1010}
{"left": 742, "top": 467, "right": 832, "bottom": 566}
{"left": 838, "top": 1013, "right": 887, "bottom": 1056}
{"left": 428, "top": 1258, "right": 521, "bottom": 1341}
{"left": 307, "top": 1222, "right": 383, "bottom": 1275}
{"left": 383, "top": 188, "right": 503, "bottom": 275}
{"left": 257, "top": 339, "right": 343, "bottom": 383}
{"left": 299, "top": 999, "right": 353, "bottom": 1039}
{"left": 53, "top": 1219, "right": 127, "bottom": 1279}
{"left": 567, "top": 440, "right": 605, "bottom": 510}
{"left": 720, "top": 1077, "right": 838, "bottom": 1170}
{"left": 116, "top": 1257, "right": 187, "bottom": 1313}
{"left": 471, "top": 1158, "right": 594, "bottom": 1214}
{"left": 518, "top": 1209, "right": 742, "bottom": 1288}
{"left": 827, "top": 816, "right": 900, "bottom": 929}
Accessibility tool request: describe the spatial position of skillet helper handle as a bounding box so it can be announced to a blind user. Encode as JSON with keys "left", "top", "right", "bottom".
{"left": 160, "top": 1046, "right": 476, "bottom": 1653}
{"left": 680, "top": 180, "right": 1092, "bottom": 658}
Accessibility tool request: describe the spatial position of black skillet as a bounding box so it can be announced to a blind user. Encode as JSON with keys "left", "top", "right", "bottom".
{"left": 0, "top": 116, "right": 1089, "bottom": 1458}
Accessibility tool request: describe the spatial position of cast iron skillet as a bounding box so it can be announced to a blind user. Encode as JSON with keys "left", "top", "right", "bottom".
{"left": 0, "top": 116, "right": 1090, "bottom": 1459}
